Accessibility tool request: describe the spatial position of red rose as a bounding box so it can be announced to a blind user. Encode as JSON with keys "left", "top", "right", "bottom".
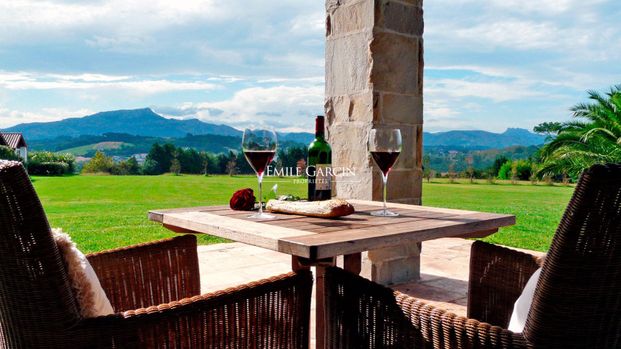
{"left": 230, "top": 188, "right": 256, "bottom": 211}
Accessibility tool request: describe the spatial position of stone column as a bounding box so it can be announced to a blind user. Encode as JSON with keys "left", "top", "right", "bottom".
{"left": 325, "top": 0, "right": 424, "bottom": 285}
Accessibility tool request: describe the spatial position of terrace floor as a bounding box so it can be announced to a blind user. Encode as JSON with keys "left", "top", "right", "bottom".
{"left": 197, "top": 238, "right": 544, "bottom": 345}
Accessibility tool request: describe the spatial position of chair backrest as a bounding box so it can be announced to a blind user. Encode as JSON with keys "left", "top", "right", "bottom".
{"left": 0, "top": 161, "right": 80, "bottom": 347}
{"left": 524, "top": 164, "right": 621, "bottom": 348}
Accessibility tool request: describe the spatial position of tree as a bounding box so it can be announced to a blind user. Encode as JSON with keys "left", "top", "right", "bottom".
{"left": 491, "top": 155, "right": 509, "bottom": 177}
{"left": 465, "top": 155, "right": 475, "bottom": 183}
{"left": 422, "top": 154, "right": 432, "bottom": 183}
{"left": 146, "top": 143, "right": 175, "bottom": 174}
{"left": 170, "top": 159, "right": 181, "bottom": 175}
{"left": 0, "top": 146, "right": 19, "bottom": 161}
{"left": 111, "top": 157, "right": 140, "bottom": 175}
{"left": 226, "top": 158, "right": 237, "bottom": 176}
{"left": 539, "top": 85, "right": 621, "bottom": 178}
{"left": 533, "top": 122, "right": 563, "bottom": 137}
{"left": 82, "top": 151, "right": 114, "bottom": 173}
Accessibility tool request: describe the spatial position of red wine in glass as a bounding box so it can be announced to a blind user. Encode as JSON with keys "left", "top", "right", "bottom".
{"left": 243, "top": 150, "right": 276, "bottom": 176}
{"left": 368, "top": 128, "right": 402, "bottom": 217}
{"left": 371, "top": 151, "right": 401, "bottom": 176}
{"left": 242, "top": 128, "right": 278, "bottom": 219}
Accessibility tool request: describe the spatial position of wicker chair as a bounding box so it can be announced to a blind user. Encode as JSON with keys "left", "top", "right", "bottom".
{"left": 324, "top": 163, "right": 621, "bottom": 349}
{"left": 0, "top": 160, "right": 313, "bottom": 348}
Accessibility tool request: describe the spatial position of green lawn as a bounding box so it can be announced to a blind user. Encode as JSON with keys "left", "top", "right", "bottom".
{"left": 422, "top": 180, "right": 574, "bottom": 251}
{"left": 32, "top": 175, "right": 574, "bottom": 253}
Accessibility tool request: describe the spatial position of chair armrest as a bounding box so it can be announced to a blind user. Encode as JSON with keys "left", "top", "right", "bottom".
{"left": 468, "top": 240, "right": 543, "bottom": 327}
{"left": 72, "top": 271, "right": 313, "bottom": 349}
{"left": 87, "top": 235, "right": 200, "bottom": 312}
{"left": 396, "top": 292, "right": 528, "bottom": 349}
{"left": 324, "top": 266, "right": 528, "bottom": 349}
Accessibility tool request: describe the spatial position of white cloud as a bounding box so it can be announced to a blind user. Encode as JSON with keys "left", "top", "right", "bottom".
{"left": 0, "top": 71, "right": 218, "bottom": 94}
{"left": 0, "top": 106, "right": 94, "bottom": 128}
{"left": 156, "top": 85, "right": 324, "bottom": 132}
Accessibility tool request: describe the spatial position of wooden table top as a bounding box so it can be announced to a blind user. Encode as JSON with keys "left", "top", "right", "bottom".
{"left": 149, "top": 200, "right": 515, "bottom": 260}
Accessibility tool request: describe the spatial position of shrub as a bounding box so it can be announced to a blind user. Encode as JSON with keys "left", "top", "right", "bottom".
{"left": 27, "top": 162, "right": 70, "bottom": 176}
{"left": 82, "top": 151, "right": 114, "bottom": 173}
{"left": 111, "top": 157, "right": 141, "bottom": 175}
{"left": 141, "top": 159, "right": 160, "bottom": 175}
{"left": 0, "top": 146, "right": 19, "bottom": 161}
{"left": 28, "top": 151, "right": 76, "bottom": 173}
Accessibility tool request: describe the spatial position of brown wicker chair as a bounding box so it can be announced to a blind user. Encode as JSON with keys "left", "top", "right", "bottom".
{"left": 0, "top": 160, "right": 313, "bottom": 348}
{"left": 324, "top": 163, "right": 621, "bottom": 348}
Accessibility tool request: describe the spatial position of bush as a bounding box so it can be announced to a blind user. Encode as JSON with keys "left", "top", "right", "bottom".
{"left": 28, "top": 151, "right": 76, "bottom": 174}
{"left": 111, "top": 157, "right": 140, "bottom": 175}
{"left": 82, "top": 151, "right": 114, "bottom": 173}
{"left": 141, "top": 159, "right": 160, "bottom": 175}
{"left": 27, "top": 162, "right": 70, "bottom": 176}
{"left": 498, "top": 160, "right": 532, "bottom": 181}
{"left": 0, "top": 146, "right": 19, "bottom": 161}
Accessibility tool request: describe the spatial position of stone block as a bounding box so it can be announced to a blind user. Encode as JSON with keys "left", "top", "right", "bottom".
{"left": 376, "top": 0, "right": 424, "bottom": 36}
{"left": 368, "top": 243, "right": 420, "bottom": 262}
{"left": 372, "top": 168, "right": 422, "bottom": 201}
{"left": 370, "top": 32, "right": 419, "bottom": 94}
{"left": 325, "top": 91, "right": 377, "bottom": 125}
{"left": 327, "top": 0, "right": 373, "bottom": 37}
{"left": 381, "top": 93, "right": 423, "bottom": 125}
{"left": 326, "top": 31, "right": 373, "bottom": 96}
{"left": 328, "top": 122, "right": 373, "bottom": 170}
{"left": 335, "top": 168, "right": 374, "bottom": 200}
{"left": 372, "top": 256, "right": 421, "bottom": 285}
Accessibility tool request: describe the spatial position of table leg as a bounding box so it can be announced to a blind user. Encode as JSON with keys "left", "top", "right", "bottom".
{"left": 315, "top": 257, "right": 335, "bottom": 349}
{"left": 343, "top": 253, "right": 362, "bottom": 275}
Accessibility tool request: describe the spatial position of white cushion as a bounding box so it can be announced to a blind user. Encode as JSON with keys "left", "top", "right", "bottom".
{"left": 508, "top": 267, "right": 542, "bottom": 333}
{"left": 52, "top": 228, "right": 114, "bottom": 317}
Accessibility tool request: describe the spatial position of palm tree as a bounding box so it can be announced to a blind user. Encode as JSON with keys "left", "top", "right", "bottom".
{"left": 538, "top": 85, "right": 621, "bottom": 178}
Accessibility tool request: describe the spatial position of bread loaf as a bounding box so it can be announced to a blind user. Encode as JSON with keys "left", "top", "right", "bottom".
{"left": 266, "top": 199, "right": 355, "bottom": 218}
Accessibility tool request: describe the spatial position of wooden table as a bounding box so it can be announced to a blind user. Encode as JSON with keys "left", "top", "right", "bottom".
{"left": 149, "top": 200, "right": 515, "bottom": 348}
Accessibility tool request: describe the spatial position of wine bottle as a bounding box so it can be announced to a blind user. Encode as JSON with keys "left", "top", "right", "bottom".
{"left": 307, "top": 115, "right": 332, "bottom": 201}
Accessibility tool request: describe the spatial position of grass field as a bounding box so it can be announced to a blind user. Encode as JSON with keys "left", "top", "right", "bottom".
{"left": 32, "top": 175, "right": 574, "bottom": 253}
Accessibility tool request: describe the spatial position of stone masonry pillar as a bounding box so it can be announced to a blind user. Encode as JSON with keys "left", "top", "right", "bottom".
{"left": 325, "top": 0, "right": 424, "bottom": 285}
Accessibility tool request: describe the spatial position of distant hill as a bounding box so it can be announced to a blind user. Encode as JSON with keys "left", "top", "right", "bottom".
{"left": 28, "top": 133, "right": 309, "bottom": 157}
{"left": 423, "top": 128, "right": 545, "bottom": 149}
{"left": 4, "top": 107, "right": 545, "bottom": 152}
{"left": 4, "top": 108, "right": 242, "bottom": 140}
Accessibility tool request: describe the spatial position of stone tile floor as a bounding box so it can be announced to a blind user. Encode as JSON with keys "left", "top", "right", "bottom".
{"left": 198, "top": 237, "right": 544, "bottom": 316}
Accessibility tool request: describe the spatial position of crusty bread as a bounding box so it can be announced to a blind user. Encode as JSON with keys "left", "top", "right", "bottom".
{"left": 266, "top": 199, "right": 355, "bottom": 218}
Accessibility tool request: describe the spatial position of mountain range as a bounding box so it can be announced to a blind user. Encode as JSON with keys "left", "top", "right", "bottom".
{"left": 3, "top": 108, "right": 546, "bottom": 151}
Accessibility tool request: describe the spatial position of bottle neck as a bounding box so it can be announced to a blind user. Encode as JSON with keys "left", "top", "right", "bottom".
{"left": 315, "top": 116, "right": 325, "bottom": 139}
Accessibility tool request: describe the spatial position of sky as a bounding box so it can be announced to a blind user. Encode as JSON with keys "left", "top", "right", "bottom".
{"left": 0, "top": 0, "right": 619, "bottom": 133}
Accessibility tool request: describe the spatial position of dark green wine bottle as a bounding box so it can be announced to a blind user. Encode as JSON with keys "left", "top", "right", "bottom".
{"left": 307, "top": 115, "right": 332, "bottom": 201}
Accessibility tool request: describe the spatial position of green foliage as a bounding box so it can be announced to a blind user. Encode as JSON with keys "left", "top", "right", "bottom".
{"left": 82, "top": 151, "right": 114, "bottom": 173}
{"left": 27, "top": 151, "right": 76, "bottom": 175}
{"left": 170, "top": 159, "right": 181, "bottom": 175}
{"left": 539, "top": 85, "right": 621, "bottom": 177}
{"left": 533, "top": 122, "right": 563, "bottom": 136}
{"left": 491, "top": 155, "right": 509, "bottom": 177}
{"left": 497, "top": 160, "right": 532, "bottom": 181}
{"left": 111, "top": 157, "right": 141, "bottom": 175}
{"left": 497, "top": 161, "right": 513, "bottom": 180}
{"left": 0, "top": 146, "right": 19, "bottom": 161}
{"left": 141, "top": 159, "right": 160, "bottom": 175}
{"left": 27, "top": 162, "right": 70, "bottom": 176}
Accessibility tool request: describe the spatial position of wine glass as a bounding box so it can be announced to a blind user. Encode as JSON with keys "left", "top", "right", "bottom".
{"left": 368, "top": 128, "right": 402, "bottom": 217}
{"left": 242, "top": 128, "right": 278, "bottom": 219}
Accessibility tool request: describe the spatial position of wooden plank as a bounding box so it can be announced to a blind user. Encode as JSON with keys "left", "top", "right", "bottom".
{"left": 348, "top": 199, "right": 481, "bottom": 215}
{"left": 281, "top": 212, "right": 516, "bottom": 259}
{"left": 148, "top": 206, "right": 227, "bottom": 222}
{"left": 162, "top": 211, "right": 315, "bottom": 255}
